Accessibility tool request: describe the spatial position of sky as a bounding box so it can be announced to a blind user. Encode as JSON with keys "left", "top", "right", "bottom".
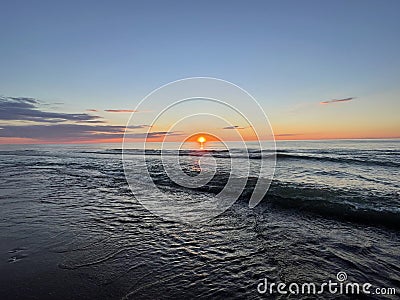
{"left": 0, "top": 0, "right": 399, "bottom": 144}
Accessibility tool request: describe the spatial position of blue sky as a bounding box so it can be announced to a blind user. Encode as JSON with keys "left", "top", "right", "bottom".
{"left": 0, "top": 0, "right": 399, "bottom": 142}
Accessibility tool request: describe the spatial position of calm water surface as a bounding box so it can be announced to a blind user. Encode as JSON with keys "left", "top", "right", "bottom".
{"left": 0, "top": 140, "right": 399, "bottom": 299}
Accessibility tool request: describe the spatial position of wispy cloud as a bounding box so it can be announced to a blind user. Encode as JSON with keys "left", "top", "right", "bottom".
{"left": 320, "top": 97, "right": 356, "bottom": 105}
{"left": 0, "top": 96, "right": 102, "bottom": 123}
{"left": 86, "top": 109, "right": 98, "bottom": 112}
{"left": 127, "top": 125, "right": 152, "bottom": 129}
{"left": 222, "top": 125, "right": 246, "bottom": 130}
{"left": 125, "top": 131, "right": 183, "bottom": 139}
{"left": 104, "top": 109, "right": 137, "bottom": 113}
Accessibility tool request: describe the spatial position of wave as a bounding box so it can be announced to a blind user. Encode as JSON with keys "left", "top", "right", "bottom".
{"left": 149, "top": 171, "right": 400, "bottom": 229}
{"left": 0, "top": 149, "right": 49, "bottom": 156}
{"left": 2, "top": 148, "right": 397, "bottom": 168}
{"left": 275, "top": 153, "right": 399, "bottom": 168}
{"left": 82, "top": 148, "right": 399, "bottom": 168}
{"left": 2, "top": 147, "right": 398, "bottom": 228}
{"left": 264, "top": 193, "right": 400, "bottom": 230}
{"left": 261, "top": 181, "right": 400, "bottom": 229}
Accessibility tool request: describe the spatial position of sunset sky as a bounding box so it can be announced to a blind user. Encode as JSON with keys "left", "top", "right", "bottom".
{"left": 0, "top": 0, "right": 399, "bottom": 144}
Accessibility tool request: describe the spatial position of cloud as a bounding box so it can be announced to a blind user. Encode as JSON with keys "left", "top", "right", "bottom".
{"left": 0, "top": 96, "right": 102, "bottom": 123}
{"left": 86, "top": 109, "right": 98, "bottom": 112}
{"left": 0, "top": 123, "right": 180, "bottom": 142}
{"left": 126, "top": 125, "right": 152, "bottom": 129}
{"left": 104, "top": 109, "right": 137, "bottom": 113}
{"left": 320, "top": 97, "right": 355, "bottom": 105}
{"left": 8, "top": 97, "right": 38, "bottom": 104}
{"left": 0, "top": 124, "right": 125, "bottom": 141}
{"left": 0, "top": 96, "right": 178, "bottom": 142}
{"left": 222, "top": 125, "right": 246, "bottom": 129}
{"left": 124, "top": 131, "right": 183, "bottom": 139}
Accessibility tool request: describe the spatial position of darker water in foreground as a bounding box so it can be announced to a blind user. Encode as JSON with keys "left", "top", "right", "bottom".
{"left": 0, "top": 140, "right": 399, "bottom": 299}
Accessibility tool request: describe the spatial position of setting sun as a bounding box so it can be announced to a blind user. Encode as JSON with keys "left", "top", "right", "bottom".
{"left": 197, "top": 136, "right": 206, "bottom": 149}
{"left": 197, "top": 136, "right": 206, "bottom": 143}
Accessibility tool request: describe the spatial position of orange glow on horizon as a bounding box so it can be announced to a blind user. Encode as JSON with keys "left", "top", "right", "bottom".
{"left": 1, "top": 128, "right": 399, "bottom": 145}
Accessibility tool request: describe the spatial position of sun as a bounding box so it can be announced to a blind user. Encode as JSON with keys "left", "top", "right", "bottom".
{"left": 197, "top": 136, "right": 206, "bottom": 144}
{"left": 197, "top": 136, "right": 206, "bottom": 149}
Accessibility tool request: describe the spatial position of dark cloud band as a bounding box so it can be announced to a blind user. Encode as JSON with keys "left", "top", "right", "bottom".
{"left": 0, "top": 96, "right": 102, "bottom": 123}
